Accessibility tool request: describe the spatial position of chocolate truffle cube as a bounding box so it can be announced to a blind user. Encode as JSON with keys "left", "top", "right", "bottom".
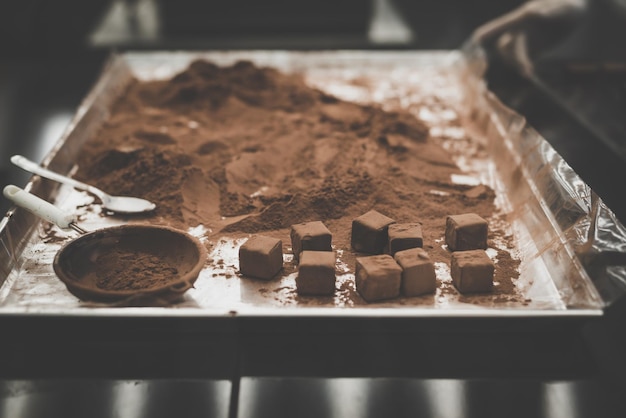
{"left": 296, "top": 251, "right": 336, "bottom": 296}
{"left": 388, "top": 223, "right": 423, "bottom": 255}
{"left": 290, "top": 221, "right": 332, "bottom": 262}
{"left": 445, "top": 213, "right": 488, "bottom": 251}
{"left": 239, "top": 235, "right": 283, "bottom": 280}
{"left": 355, "top": 255, "right": 402, "bottom": 302}
{"left": 394, "top": 248, "right": 436, "bottom": 296}
{"left": 351, "top": 210, "right": 396, "bottom": 254}
{"left": 450, "top": 250, "right": 494, "bottom": 294}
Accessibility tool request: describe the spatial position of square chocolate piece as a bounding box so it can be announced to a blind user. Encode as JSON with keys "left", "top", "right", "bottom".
{"left": 355, "top": 255, "right": 402, "bottom": 302}
{"left": 388, "top": 223, "right": 423, "bottom": 256}
{"left": 445, "top": 213, "right": 488, "bottom": 251}
{"left": 290, "top": 221, "right": 332, "bottom": 262}
{"left": 394, "top": 248, "right": 436, "bottom": 296}
{"left": 239, "top": 235, "right": 283, "bottom": 280}
{"left": 296, "top": 251, "right": 336, "bottom": 296}
{"left": 351, "top": 210, "right": 396, "bottom": 254}
{"left": 450, "top": 250, "right": 494, "bottom": 294}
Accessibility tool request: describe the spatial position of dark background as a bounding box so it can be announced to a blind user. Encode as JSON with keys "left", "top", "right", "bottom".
{"left": 1, "top": 1, "right": 626, "bottom": 417}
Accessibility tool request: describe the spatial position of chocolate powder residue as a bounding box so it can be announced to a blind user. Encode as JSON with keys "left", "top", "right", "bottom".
{"left": 74, "top": 59, "right": 520, "bottom": 302}
{"left": 94, "top": 249, "right": 179, "bottom": 291}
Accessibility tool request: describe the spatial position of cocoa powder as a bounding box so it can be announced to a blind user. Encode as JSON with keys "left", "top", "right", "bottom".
{"left": 74, "top": 59, "right": 520, "bottom": 301}
{"left": 94, "top": 249, "right": 179, "bottom": 291}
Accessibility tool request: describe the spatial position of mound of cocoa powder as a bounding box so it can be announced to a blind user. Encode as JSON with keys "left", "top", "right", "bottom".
{"left": 74, "top": 60, "right": 519, "bottom": 300}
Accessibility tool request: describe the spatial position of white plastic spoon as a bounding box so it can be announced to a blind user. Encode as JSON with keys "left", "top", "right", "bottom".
{"left": 11, "top": 155, "right": 156, "bottom": 214}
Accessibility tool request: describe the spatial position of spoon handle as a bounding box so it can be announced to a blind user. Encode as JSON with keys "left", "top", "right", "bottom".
{"left": 11, "top": 155, "right": 105, "bottom": 200}
{"left": 3, "top": 185, "right": 76, "bottom": 230}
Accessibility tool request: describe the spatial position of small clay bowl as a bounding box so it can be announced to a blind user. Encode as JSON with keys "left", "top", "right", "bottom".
{"left": 53, "top": 224, "right": 207, "bottom": 302}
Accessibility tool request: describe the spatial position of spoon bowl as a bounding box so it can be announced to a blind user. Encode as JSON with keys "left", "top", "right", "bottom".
{"left": 101, "top": 195, "right": 157, "bottom": 214}
{"left": 11, "top": 155, "right": 156, "bottom": 214}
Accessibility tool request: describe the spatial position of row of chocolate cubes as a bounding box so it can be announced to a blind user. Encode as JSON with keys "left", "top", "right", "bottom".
{"left": 238, "top": 209, "right": 494, "bottom": 302}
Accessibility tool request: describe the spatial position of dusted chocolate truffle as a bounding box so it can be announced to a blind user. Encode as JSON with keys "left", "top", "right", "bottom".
{"left": 445, "top": 213, "right": 488, "bottom": 251}
{"left": 450, "top": 250, "right": 494, "bottom": 294}
{"left": 239, "top": 235, "right": 283, "bottom": 280}
{"left": 290, "top": 221, "right": 332, "bottom": 262}
{"left": 296, "top": 251, "right": 336, "bottom": 296}
{"left": 387, "top": 223, "right": 423, "bottom": 255}
{"left": 351, "top": 210, "right": 396, "bottom": 254}
{"left": 394, "top": 248, "right": 436, "bottom": 296}
{"left": 355, "top": 255, "right": 402, "bottom": 302}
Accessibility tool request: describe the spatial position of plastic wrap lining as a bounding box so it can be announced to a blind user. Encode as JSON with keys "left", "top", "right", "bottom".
{"left": 461, "top": 42, "right": 626, "bottom": 306}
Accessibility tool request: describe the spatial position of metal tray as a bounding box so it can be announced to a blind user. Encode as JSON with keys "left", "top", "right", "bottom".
{"left": 1, "top": 50, "right": 625, "bottom": 319}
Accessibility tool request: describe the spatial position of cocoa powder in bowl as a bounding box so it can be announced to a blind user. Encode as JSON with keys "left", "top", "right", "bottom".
{"left": 53, "top": 225, "right": 207, "bottom": 302}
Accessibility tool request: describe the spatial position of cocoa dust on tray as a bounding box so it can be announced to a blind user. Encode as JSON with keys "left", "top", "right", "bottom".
{"left": 74, "top": 59, "right": 520, "bottom": 303}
